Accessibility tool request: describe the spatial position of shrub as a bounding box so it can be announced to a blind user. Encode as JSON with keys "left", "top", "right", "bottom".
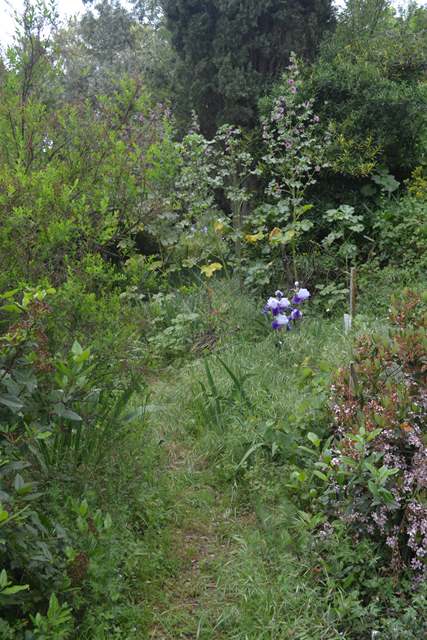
{"left": 373, "top": 194, "right": 427, "bottom": 271}
{"left": 0, "top": 287, "right": 143, "bottom": 635}
{"left": 309, "top": 22, "right": 427, "bottom": 178}
{"left": 320, "top": 290, "right": 427, "bottom": 578}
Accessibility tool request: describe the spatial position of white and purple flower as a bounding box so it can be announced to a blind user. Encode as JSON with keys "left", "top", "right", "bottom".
{"left": 263, "top": 285, "right": 310, "bottom": 331}
{"left": 292, "top": 288, "right": 310, "bottom": 304}
{"left": 264, "top": 295, "right": 291, "bottom": 316}
{"left": 271, "top": 313, "right": 289, "bottom": 330}
{"left": 291, "top": 308, "right": 303, "bottom": 321}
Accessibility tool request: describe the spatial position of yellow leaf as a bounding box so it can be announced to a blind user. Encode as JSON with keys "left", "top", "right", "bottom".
{"left": 282, "top": 229, "right": 296, "bottom": 243}
{"left": 268, "top": 227, "right": 282, "bottom": 240}
{"left": 269, "top": 227, "right": 296, "bottom": 245}
{"left": 214, "top": 220, "right": 225, "bottom": 233}
{"left": 200, "top": 262, "right": 223, "bottom": 278}
{"left": 244, "top": 231, "right": 264, "bottom": 244}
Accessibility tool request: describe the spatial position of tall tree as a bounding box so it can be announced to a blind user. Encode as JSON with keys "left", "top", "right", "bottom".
{"left": 161, "top": 0, "right": 335, "bottom": 135}
{"left": 57, "top": 0, "right": 173, "bottom": 101}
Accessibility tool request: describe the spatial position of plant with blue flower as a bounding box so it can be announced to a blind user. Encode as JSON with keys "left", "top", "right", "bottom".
{"left": 263, "top": 283, "right": 310, "bottom": 330}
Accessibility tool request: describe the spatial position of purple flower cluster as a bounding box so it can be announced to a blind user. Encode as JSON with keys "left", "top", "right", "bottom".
{"left": 263, "top": 284, "right": 310, "bottom": 330}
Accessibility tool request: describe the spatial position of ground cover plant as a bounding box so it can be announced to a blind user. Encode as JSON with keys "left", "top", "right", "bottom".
{"left": 0, "top": 0, "right": 426, "bottom": 637}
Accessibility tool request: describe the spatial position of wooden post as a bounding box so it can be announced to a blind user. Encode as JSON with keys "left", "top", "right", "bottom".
{"left": 349, "top": 361, "right": 359, "bottom": 395}
{"left": 349, "top": 267, "right": 357, "bottom": 319}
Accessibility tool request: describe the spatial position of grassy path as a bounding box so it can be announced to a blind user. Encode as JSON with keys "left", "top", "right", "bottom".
{"left": 141, "top": 321, "right": 351, "bottom": 639}
{"left": 147, "top": 408, "right": 256, "bottom": 639}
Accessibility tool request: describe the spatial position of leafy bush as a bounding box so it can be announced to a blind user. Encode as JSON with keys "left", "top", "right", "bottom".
{"left": 309, "top": 21, "right": 427, "bottom": 178}
{"left": 312, "top": 522, "right": 427, "bottom": 639}
{"left": 0, "top": 287, "right": 144, "bottom": 635}
{"left": 0, "top": 2, "right": 168, "bottom": 295}
{"left": 320, "top": 290, "right": 427, "bottom": 578}
{"left": 373, "top": 194, "right": 427, "bottom": 270}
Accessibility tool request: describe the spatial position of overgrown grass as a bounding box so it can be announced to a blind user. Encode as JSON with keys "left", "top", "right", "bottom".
{"left": 12, "top": 276, "right": 422, "bottom": 639}
{"left": 87, "top": 280, "right": 418, "bottom": 640}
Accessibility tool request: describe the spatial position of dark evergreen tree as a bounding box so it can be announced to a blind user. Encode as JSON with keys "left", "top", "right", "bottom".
{"left": 162, "top": 0, "right": 335, "bottom": 135}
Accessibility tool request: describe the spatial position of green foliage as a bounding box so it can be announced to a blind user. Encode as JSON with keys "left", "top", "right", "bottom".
{"left": 256, "top": 54, "right": 331, "bottom": 279}
{"left": 31, "top": 594, "right": 73, "bottom": 640}
{"left": 140, "top": 282, "right": 426, "bottom": 639}
{"left": 0, "top": 288, "right": 145, "bottom": 468}
{"left": 0, "top": 286, "right": 147, "bottom": 635}
{"left": 288, "top": 291, "right": 427, "bottom": 589}
{"left": 56, "top": 0, "right": 174, "bottom": 103}
{"left": 0, "top": 1, "right": 165, "bottom": 292}
{"left": 373, "top": 193, "right": 427, "bottom": 270}
{"left": 309, "top": 7, "right": 427, "bottom": 178}
{"left": 191, "top": 356, "right": 252, "bottom": 433}
{"left": 313, "top": 281, "right": 348, "bottom": 313}
{"left": 0, "top": 1, "right": 426, "bottom": 637}
{"left": 321, "top": 204, "right": 365, "bottom": 265}
{"left": 148, "top": 310, "right": 201, "bottom": 362}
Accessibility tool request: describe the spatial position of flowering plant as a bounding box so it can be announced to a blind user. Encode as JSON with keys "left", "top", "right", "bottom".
{"left": 258, "top": 53, "right": 331, "bottom": 280}
{"left": 263, "top": 283, "right": 310, "bottom": 330}
{"left": 322, "top": 290, "right": 427, "bottom": 579}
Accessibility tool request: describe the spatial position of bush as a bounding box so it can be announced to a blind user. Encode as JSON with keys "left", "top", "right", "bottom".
{"left": 373, "top": 194, "right": 427, "bottom": 270}
{"left": 0, "top": 287, "right": 144, "bottom": 636}
{"left": 308, "top": 21, "right": 427, "bottom": 179}
{"left": 320, "top": 290, "right": 427, "bottom": 578}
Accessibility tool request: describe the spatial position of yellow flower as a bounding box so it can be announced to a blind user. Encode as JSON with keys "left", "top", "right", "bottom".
{"left": 268, "top": 227, "right": 296, "bottom": 244}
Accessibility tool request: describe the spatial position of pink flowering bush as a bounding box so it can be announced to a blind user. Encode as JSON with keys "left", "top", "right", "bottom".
{"left": 256, "top": 53, "right": 331, "bottom": 281}
{"left": 261, "top": 53, "right": 329, "bottom": 209}
{"left": 322, "top": 290, "right": 427, "bottom": 578}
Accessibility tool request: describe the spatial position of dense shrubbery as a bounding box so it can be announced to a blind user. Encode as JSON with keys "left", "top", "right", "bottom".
{"left": 373, "top": 193, "right": 427, "bottom": 270}
{"left": 0, "top": 287, "right": 145, "bottom": 636}
{"left": 1, "top": 1, "right": 425, "bottom": 302}
{"left": 308, "top": 7, "right": 427, "bottom": 180}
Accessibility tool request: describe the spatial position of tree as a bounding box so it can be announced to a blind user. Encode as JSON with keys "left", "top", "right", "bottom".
{"left": 0, "top": 0, "right": 164, "bottom": 289}
{"left": 310, "top": 0, "right": 427, "bottom": 178}
{"left": 56, "top": 0, "right": 174, "bottom": 101}
{"left": 161, "top": 0, "right": 335, "bottom": 135}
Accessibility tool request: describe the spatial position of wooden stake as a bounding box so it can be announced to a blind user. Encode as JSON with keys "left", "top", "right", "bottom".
{"left": 349, "top": 267, "right": 357, "bottom": 319}
{"left": 349, "top": 361, "right": 359, "bottom": 395}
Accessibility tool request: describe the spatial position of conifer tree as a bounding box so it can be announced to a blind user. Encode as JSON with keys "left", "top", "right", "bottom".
{"left": 162, "top": 0, "right": 335, "bottom": 135}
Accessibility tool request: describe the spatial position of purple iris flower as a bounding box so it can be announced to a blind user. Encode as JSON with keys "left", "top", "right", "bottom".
{"left": 265, "top": 295, "right": 291, "bottom": 316}
{"left": 264, "top": 286, "right": 310, "bottom": 333}
{"left": 272, "top": 313, "right": 289, "bottom": 330}
{"left": 291, "top": 308, "right": 302, "bottom": 321}
{"left": 265, "top": 296, "right": 279, "bottom": 314}
{"left": 292, "top": 288, "right": 310, "bottom": 304}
